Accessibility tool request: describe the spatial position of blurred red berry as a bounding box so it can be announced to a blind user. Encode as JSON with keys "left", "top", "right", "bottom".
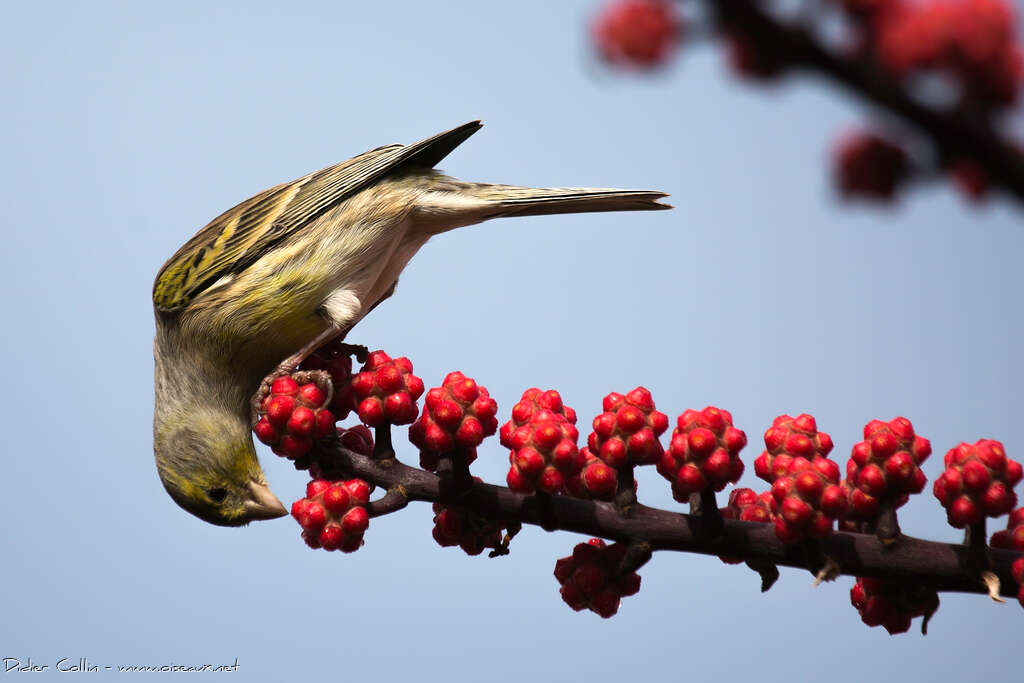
{"left": 593, "top": 0, "right": 681, "bottom": 69}
{"left": 833, "top": 131, "right": 909, "bottom": 201}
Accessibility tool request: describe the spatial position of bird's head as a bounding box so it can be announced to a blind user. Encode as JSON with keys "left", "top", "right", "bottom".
{"left": 154, "top": 409, "right": 287, "bottom": 527}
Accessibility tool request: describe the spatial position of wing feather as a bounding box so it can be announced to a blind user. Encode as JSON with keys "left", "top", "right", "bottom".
{"left": 153, "top": 121, "right": 482, "bottom": 312}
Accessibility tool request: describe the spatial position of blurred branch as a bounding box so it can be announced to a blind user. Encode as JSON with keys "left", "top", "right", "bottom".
{"left": 707, "top": 0, "right": 1024, "bottom": 202}
{"left": 328, "top": 439, "right": 1021, "bottom": 598}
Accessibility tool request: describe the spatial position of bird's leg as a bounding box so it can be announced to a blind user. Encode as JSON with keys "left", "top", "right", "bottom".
{"left": 250, "top": 325, "right": 345, "bottom": 425}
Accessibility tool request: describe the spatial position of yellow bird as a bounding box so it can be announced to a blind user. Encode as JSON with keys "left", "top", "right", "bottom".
{"left": 153, "top": 121, "right": 671, "bottom": 526}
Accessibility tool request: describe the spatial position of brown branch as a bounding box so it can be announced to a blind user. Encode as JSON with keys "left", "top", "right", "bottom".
{"left": 707, "top": 0, "right": 1024, "bottom": 202}
{"left": 329, "top": 440, "right": 1022, "bottom": 598}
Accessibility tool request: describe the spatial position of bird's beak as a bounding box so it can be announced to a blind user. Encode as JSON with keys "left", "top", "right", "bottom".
{"left": 245, "top": 480, "right": 288, "bottom": 521}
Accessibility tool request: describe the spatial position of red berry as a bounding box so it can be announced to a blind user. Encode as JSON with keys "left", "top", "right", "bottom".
{"left": 254, "top": 418, "right": 278, "bottom": 445}
{"left": 287, "top": 406, "right": 316, "bottom": 437}
{"left": 950, "top": 496, "right": 982, "bottom": 527}
{"left": 322, "top": 485, "right": 351, "bottom": 514}
{"left": 341, "top": 506, "right": 370, "bottom": 535}
{"left": 298, "top": 383, "right": 325, "bottom": 408}
{"left": 266, "top": 395, "right": 295, "bottom": 426}
{"left": 344, "top": 479, "right": 371, "bottom": 504}
{"left": 271, "top": 376, "right": 299, "bottom": 396}
{"left": 318, "top": 525, "right": 344, "bottom": 550}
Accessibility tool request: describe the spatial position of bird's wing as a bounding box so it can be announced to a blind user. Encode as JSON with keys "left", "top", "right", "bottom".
{"left": 152, "top": 121, "right": 483, "bottom": 313}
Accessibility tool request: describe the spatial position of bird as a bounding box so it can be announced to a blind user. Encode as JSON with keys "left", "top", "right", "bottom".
{"left": 152, "top": 121, "right": 671, "bottom": 527}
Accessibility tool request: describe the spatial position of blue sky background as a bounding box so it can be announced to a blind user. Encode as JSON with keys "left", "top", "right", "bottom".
{"left": 2, "top": 1, "right": 1022, "bottom": 681}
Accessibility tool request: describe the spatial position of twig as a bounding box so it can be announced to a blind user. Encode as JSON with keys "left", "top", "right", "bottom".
{"left": 705, "top": 0, "right": 1024, "bottom": 201}
{"left": 331, "top": 441, "right": 1022, "bottom": 597}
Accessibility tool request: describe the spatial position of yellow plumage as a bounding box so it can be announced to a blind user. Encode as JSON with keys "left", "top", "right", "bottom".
{"left": 153, "top": 121, "right": 670, "bottom": 526}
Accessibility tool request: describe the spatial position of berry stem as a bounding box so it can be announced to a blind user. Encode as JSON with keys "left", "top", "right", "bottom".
{"left": 533, "top": 491, "right": 559, "bottom": 532}
{"left": 615, "top": 465, "right": 637, "bottom": 513}
{"left": 688, "top": 486, "right": 724, "bottom": 538}
{"left": 373, "top": 422, "right": 395, "bottom": 461}
{"left": 965, "top": 519, "right": 989, "bottom": 573}
{"left": 366, "top": 486, "right": 409, "bottom": 518}
{"left": 435, "top": 448, "right": 475, "bottom": 501}
{"left": 872, "top": 500, "right": 902, "bottom": 546}
{"left": 326, "top": 440, "right": 1020, "bottom": 597}
{"left": 614, "top": 541, "right": 653, "bottom": 577}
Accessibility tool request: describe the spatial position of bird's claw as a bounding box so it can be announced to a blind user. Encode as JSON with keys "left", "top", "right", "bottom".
{"left": 249, "top": 365, "right": 335, "bottom": 427}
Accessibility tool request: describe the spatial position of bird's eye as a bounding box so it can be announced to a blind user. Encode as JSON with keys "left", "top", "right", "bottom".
{"left": 207, "top": 488, "right": 228, "bottom": 503}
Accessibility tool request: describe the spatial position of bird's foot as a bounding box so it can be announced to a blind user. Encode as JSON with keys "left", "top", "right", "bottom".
{"left": 306, "top": 341, "right": 368, "bottom": 366}
{"left": 249, "top": 362, "right": 335, "bottom": 427}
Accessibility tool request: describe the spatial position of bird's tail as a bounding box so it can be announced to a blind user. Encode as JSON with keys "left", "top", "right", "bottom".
{"left": 415, "top": 179, "right": 671, "bottom": 232}
{"left": 472, "top": 183, "right": 672, "bottom": 217}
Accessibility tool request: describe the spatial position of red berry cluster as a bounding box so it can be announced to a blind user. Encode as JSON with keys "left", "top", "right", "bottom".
{"left": 501, "top": 389, "right": 582, "bottom": 494}
{"left": 592, "top": 0, "right": 681, "bottom": 69}
{"left": 754, "top": 414, "right": 846, "bottom": 542}
{"left": 875, "top": 0, "right": 1022, "bottom": 107}
{"left": 254, "top": 376, "right": 336, "bottom": 460}
{"left": 933, "top": 439, "right": 1022, "bottom": 527}
{"left": 300, "top": 345, "right": 357, "bottom": 419}
{"left": 588, "top": 388, "right": 669, "bottom": 469}
{"left": 432, "top": 500, "right": 504, "bottom": 556}
{"left": 849, "top": 577, "right": 938, "bottom": 635}
{"left": 554, "top": 539, "right": 642, "bottom": 618}
{"left": 291, "top": 478, "right": 371, "bottom": 552}
{"left": 990, "top": 508, "right": 1024, "bottom": 607}
{"left": 350, "top": 351, "right": 424, "bottom": 426}
{"left": 566, "top": 447, "right": 619, "bottom": 500}
{"left": 409, "top": 372, "right": 498, "bottom": 470}
{"left": 845, "top": 417, "right": 931, "bottom": 522}
{"left": 719, "top": 488, "right": 775, "bottom": 564}
{"left": 833, "top": 131, "right": 909, "bottom": 201}
{"left": 657, "top": 406, "right": 747, "bottom": 502}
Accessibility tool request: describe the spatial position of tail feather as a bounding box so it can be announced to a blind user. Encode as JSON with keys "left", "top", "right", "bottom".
{"left": 477, "top": 185, "right": 672, "bottom": 217}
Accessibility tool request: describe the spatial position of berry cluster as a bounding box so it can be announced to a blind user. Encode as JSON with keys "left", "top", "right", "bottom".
{"left": 254, "top": 376, "right": 336, "bottom": 460}
{"left": 592, "top": 0, "right": 681, "bottom": 69}
{"left": 932, "top": 439, "right": 1022, "bottom": 527}
{"left": 990, "top": 508, "right": 1024, "bottom": 607}
{"left": 554, "top": 539, "right": 642, "bottom": 618}
{"left": 830, "top": 0, "right": 1022, "bottom": 202}
{"left": 409, "top": 371, "right": 498, "bottom": 470}
{"left": 291, "top": 478, "right": 371, "bottom": 552}
{"left": 845, "top": 417, "right": 931, "bottom": 523}
{"left": 588, "top": 388, "right": 669, "bottom": 469}
{"left": 849, "top": 577, "right": 939, "bottom": 635}
{"left": 874, "top": 0, "right": 1022, "bottom": 107}
{"left": 350, "top": 351, "right": 424, "bottom": 426}
{"left": 501, "top": 389, "right": 582, "bottom": 494}
{"left": 566, "top": 447, "right": 619, "bottom": 500}
{"left": 432, "top": 499, "right": 505, "bottom": 556}
{"left": 719, "top": 488, "right": 775, "bottom": 565}
{"left": 754, "top": 414, "right": 847, "bottom": 542}
{"left": 657, "top": 406, "right": 747, "bottom": 502}
{"left": 833, "top": 131, "right": 909, "bottom": 201}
